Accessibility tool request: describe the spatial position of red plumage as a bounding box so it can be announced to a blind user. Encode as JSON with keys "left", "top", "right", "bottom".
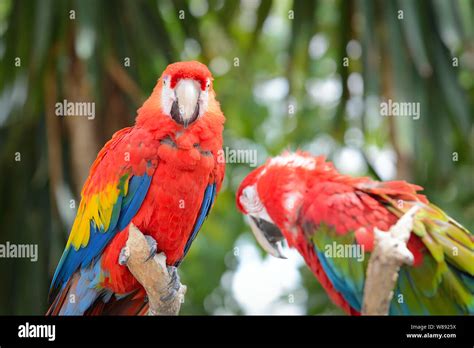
{"left": 101, "top": 92, "right": 225, "bottom": 294}
{"left": 48, "top": 61, "right": 225, "bottom": 315}
{"left": 236, "top": 151, "right": 439, "bottom": 314}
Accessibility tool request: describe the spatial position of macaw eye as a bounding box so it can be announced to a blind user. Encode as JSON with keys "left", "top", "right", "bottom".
{"left": 206, "top": 80, "right": 210, "bottom": 89}
{"left": 163, "top": 79, "right": 167, "bottom": 87}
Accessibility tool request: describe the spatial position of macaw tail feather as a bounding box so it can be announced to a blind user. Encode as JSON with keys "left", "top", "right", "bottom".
{"left": 85, "top": 289, "right": 148, "bottom": 315}
{"left": 47, "top": 266, "right": 148, "bottom": 316}
{"left": 47, "top": 278, "right": 148, "bottom": 315}
{"left": 46, "top": 280, "right": 72, "bottom": 315}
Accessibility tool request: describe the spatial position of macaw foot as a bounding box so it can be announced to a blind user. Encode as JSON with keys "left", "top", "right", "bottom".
{"left": 143, "top": 264, "right": 182, "bottom": 305}
{"left": 160, "top": 266, "right": 181, "bottom": 302}
{"left": 122, "top": 223, "right": 186, "bottom": 314}
{"left": 144, "top": 235, "right": 158, "bottom": 261}
{"left": 119, "top": 235, "right": 158, "bottom": 265}
{"left": 118, "top": 246, "right": 130, "bottom": 266}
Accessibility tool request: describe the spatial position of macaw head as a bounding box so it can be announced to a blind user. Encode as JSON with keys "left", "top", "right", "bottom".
{"left": 236, "top": 151, "right": 320, "bottom": 258}
{"left": 144, "top": 61, "right": 215, "bottom": 128}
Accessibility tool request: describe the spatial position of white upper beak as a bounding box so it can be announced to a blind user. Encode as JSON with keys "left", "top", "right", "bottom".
{"left": 175, "top": 79, "right": 200, "bottom": 122}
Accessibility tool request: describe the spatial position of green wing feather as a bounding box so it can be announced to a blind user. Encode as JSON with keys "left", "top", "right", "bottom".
{"left": 306, "top": 196, "right": 473, "bottom": 314}
{"left": 383, "top": 198, "right": 474, "bottom": 314}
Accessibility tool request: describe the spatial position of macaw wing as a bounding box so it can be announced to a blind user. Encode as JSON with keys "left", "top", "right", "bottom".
{"left": 302, "top": 180, "right": 474, "bottom": 315}
{"left": 373, "top": 192, "right": 474, "bottom": 315}
{"left": 301, "top": 183, "right": 376, "bottom": 313}
{"left": 49, "top": 128, "right": 154, "bottom": 298}
{"left": 175, "top": 183, "right": 217, "bottom": 266}
{"left": 174, "top": 152, "right": 224, "bottom": 266}
{"left": 308, "top": 223, "right": 367, "bottom": 313}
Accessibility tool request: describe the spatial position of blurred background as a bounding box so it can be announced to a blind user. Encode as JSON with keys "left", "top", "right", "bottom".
{"left": 0, "top": 0, "right": 473, "bottom": 315}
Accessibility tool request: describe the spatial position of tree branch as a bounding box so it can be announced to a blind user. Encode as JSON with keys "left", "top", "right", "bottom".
{"left": 123, "top": 224, "right": 186, "bottom": 315}
{"left": 362, "top": 205, "right": 421, "bottom": 315}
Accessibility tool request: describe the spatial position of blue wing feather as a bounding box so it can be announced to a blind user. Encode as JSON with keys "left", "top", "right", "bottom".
{"left": 316, "top": 250, "right": 363, "bottom": 311}
{"left": 175, "top": 183, "right": 216, "bottom": 266}
{"left": 50, "top": 177, "right": 217, "bottom": 314}
{"left": 50, "top": 174, "right": 152, "bottom": 293}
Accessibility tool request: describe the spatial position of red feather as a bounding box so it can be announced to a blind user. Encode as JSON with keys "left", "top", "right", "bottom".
{"left": 49, "top": 61, "right": 225, "bottom": 315}
{"left": 238, "top": 152, "right": 430, "bottom": 314}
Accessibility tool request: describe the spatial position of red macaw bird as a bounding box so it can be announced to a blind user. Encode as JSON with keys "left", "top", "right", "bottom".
{"left": 236, "top": 151, "right": 473, "bottom": 315}
{"left": 48, "top": 61, "right": 225, "bottom": 315}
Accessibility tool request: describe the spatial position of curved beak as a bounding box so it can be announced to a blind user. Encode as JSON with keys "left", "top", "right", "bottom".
{"left": 171, "top": 79, "right": 201, "bottom": 127}
{"left": 248, "top": 216, "right": 287, "bottom": 259}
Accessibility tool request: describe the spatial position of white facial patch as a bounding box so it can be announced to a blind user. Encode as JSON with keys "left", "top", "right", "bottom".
{"left": 161, "top": 76, "right": 210, "bottom": 121}
{"left": 239, "top": 185, "right": 274, "bottom": 223}
{"left": 161, "top": 76, "right": 176, "bottom": 116}
{"left": 198, "top": 79, "right": 210, "bottom": 118}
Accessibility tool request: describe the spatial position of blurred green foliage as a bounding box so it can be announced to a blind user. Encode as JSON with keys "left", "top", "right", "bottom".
{"left": 0, "top": 0, "right": 472, "bottom": 315}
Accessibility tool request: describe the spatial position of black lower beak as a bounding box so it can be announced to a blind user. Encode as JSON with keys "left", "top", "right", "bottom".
{"left": 249, "top": 216, "right": 287, "bottom": 259}
{"left": 251, "top": 217, "right": 284, "bottom": 244}
{"left": 170, "top": 100, "right": 200, "bottom": 128}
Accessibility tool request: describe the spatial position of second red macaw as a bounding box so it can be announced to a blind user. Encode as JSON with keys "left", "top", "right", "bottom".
{"left": 237, "top": 151, "right": 473, "bottom": 315}
{"left": 48, "top": 61, "right": 225, "bottom": 315}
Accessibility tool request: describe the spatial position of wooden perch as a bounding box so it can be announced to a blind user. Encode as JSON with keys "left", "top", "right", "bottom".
{"left": 362, "top": 205, "right": 421, "bottom": 315}
{"left": 122, "top": 223, "right": 187, "bottom": 315}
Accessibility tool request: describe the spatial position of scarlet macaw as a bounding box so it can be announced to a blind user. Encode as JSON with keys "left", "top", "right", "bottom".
{"left": 237, "top": 151, "right": 473, "bottom": 315}
{"left": 48, "top": 61, "right": 225, "bottom": 315}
